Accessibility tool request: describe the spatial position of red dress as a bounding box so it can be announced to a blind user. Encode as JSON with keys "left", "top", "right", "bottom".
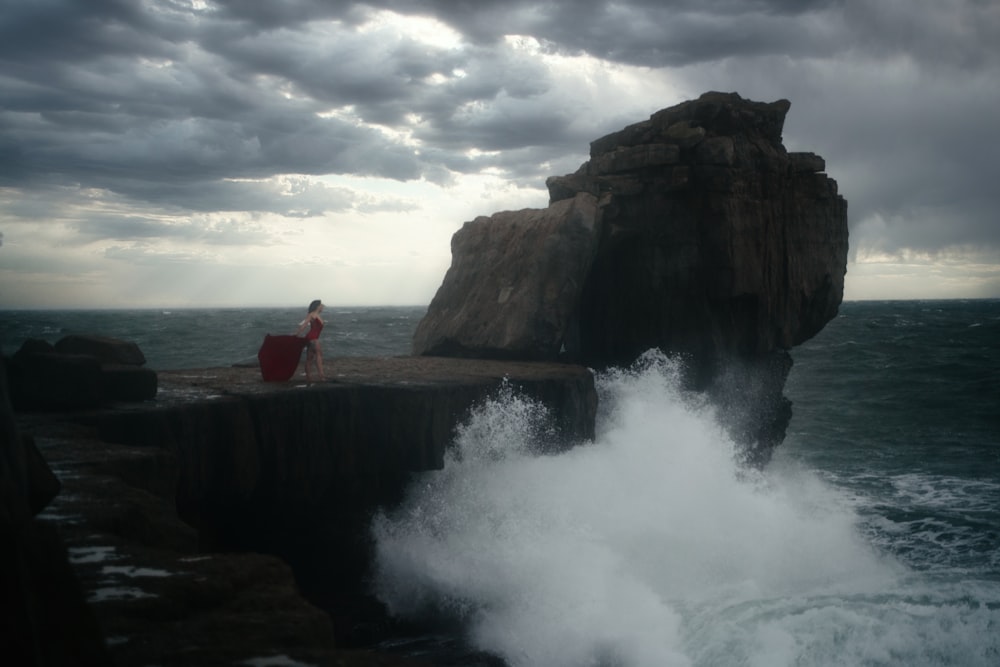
{"left": 305, "top": 317, "right": 324, "bottom": 341}
{"left": 257, "top": 335, "right": 307, "bottom": 381}
{"left": 257, "top": 316, "right": 324, "bottom": 381}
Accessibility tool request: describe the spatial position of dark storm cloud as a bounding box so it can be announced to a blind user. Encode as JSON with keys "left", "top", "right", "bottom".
{"left": 374, "top": 0, "right": 998, "bottom": 73}
{"left": 423, "top": 0, "right": 842, "bottom": 65}
{"left": 1, "top": 0, "right": 998, "bottom": 259}
{"left": 1, "top": 1, "right": 424, "bottom": 196}
{"left": 205, "top": 0, "right": 845, "bottom": 67}
{"left": 0, "top": 0, "right": 586, "bottom": 217}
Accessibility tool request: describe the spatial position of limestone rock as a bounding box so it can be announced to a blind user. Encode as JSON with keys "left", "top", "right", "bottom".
{"left": 790, "top": 151, "right": 826, "bottom": 172}
{"left": 102, "top": 364, "right": 158, "bottom": 402}
{"left": 413, "top": 92, "right": 849, "bottom": 462}
{"left": 8, "top": 336, "right": 157, "bottom": 410}
{"left": 7, "top": 351, "right": 105, "bottom": 411}
{"left": 563, "top": 92, "right": 848, "bottom": 370}
{"left": 21, "top": 433, "right": 61, "bottom": 515}
{"left": 18, "top": 410, "right": 433, "bottom": 665}
{"left": 12, "top": 338, "right": 56, "bottom": 359}
{"left": 413, "top": 192, "right": 602, "bottom": 359}
{"left": 24, "top": 359, "right": 596, "bottom": 655}
{"left": 55, "top": 334, "right": 147, "bottom": 366}
{"left": 1, "top": 356, "right": 112, "bottom": 665}
{"left": 418, "top": 92, "right": 847, "bottom": 369}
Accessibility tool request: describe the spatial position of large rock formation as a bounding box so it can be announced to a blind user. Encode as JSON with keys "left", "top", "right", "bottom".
{"left": 413, "top": 192, "right": 601, "bottom": 360}
{"left": 413, "top": 92, "right": 849, "bottom": 461}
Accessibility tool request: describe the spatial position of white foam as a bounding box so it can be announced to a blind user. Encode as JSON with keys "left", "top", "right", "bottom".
{"left": 240, "top": 655, "right": 317, "bottom": 667}
{"left": 372, "top": 351, "right": 999, "bottom": 666}
{"left": 88, "top": 586, "right": 156, "bottom": 602}
{"left": 102, "top": 565, "right": 173, "bottom": 578}
{"left": 68, "top": 545, "right": 119, "bottom": 565}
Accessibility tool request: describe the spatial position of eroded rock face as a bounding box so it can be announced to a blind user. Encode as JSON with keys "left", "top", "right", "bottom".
{"left": 553, "top": 92, "right": 847, "bottom": 370}
{"left": 412, "top": 192, "right": 602, "bottom": 360}
{"left": 414, "top": 92, "right": 849, "bottom": 462}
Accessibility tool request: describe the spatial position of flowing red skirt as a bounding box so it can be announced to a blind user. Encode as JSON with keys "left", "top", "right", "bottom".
{"left": 257, "top": 334, "right": 308, "bottom": 381}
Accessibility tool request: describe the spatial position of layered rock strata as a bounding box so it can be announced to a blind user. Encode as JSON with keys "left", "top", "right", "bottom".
{"left": 413, "top": 92, "right": 849, "bottom": 462}
{"left": 549, "top": 93, "right": 847, "bottom": 367}
{"left": 412, "top": 192, "right": 601, "bottom": 360}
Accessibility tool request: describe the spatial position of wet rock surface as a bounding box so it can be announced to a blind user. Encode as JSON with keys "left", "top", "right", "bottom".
{"left": 10, "top": 356, "right": 596, "bottom": 665}
{"left": 31, "top": 429, "right": 430, "bottom": 666}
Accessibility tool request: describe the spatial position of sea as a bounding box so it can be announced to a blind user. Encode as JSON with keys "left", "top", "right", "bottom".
{"left": 0, "top": 305, "right": 427, "bottom": 370}
{"left": 2, "top": 300, "right": 998, "bottom": 666}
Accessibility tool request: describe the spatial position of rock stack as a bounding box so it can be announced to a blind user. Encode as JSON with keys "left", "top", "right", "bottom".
{"left": 413, "top": 92, "right": 849, "bottom": 462}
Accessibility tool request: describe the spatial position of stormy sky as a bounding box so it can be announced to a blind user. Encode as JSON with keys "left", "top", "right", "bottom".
{"left": 1, "top": 0, "right": 998, "bottom": 308}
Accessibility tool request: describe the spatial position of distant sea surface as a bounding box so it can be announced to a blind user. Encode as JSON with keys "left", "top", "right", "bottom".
{"left": 3, "top": 300, "right": 999, "bottom": 666}
{"left": 0, "top": 305, "right": 427, "bottom": 369}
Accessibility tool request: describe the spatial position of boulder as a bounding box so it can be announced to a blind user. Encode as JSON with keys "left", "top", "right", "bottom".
{"left": 12, "top": 338, "right": 56, "bottom": 360}
{"left": 413, "top": 92, "right": 849, "bottom": 462}
{"left": 49, "top": 359, "right": 597, "bottom": 650}
{"left": 55, "top": 334, "right": 147, "bottom": 366}
{"left": 8, "top": 336, "right": 157, "bottom": 410}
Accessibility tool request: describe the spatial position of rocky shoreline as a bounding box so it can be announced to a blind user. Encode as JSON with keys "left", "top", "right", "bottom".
{"left": 6, "top": 357, "right": 597, "bottom": 665}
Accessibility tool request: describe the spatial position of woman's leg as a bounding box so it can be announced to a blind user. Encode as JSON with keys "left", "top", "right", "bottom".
{"left": 314, "top": 340, "right": 325, "bottom": 379}
{"left": 305, "top": 342, "right": 315, "bottom": 380}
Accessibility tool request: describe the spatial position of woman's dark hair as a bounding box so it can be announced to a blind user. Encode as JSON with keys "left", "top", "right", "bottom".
{"left": 308, "top": 299, "right": 322, "bottom": 313}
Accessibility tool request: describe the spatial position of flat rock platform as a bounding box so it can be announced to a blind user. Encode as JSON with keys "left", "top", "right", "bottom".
{"left": 15, "top": 356, "right": 597, "bottom": 666}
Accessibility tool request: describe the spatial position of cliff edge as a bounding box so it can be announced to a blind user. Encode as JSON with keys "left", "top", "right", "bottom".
{"left": 7, "top": 356, "right": 596, "bottom": 664}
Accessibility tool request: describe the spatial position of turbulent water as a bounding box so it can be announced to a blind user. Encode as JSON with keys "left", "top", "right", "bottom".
{"left": 371, "top": 300, "right": 1000, "bottom": 667}
{"left": 3, "top": 300, "right": 998, "bottom": 665}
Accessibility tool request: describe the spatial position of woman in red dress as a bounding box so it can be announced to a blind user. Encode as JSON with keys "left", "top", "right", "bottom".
{"left": 295, "top": 299, "right": 325, "bottom": 381}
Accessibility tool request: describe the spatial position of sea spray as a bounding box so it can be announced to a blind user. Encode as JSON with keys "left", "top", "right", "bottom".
{"left": 371, "top": 351, "right": 995, "bottom": 666}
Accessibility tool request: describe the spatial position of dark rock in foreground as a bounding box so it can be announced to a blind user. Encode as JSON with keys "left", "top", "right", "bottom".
{"left": 1, "top": 357, "right": 112, "bottom": 666}
{"left": 413, "top": 92, "right": 849, "bottom": 463}
{"left": 54, "top": 334, "right": 148, "bottom": 367}
{"left": 412, "top": 193, "right": 601, "bottom": 360}
{"left": 8, "top": 335, "right": 157, "bottom": 410}
{"left": 10, "top": 356, "right": 596, "bottom": 665}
